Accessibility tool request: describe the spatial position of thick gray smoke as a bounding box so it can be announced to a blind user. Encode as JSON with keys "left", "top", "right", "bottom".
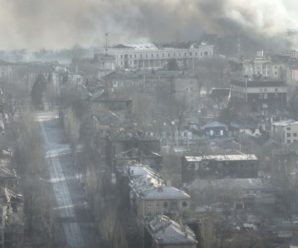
{"left": 0, "top": 0, "right": 297, "bottom": 49}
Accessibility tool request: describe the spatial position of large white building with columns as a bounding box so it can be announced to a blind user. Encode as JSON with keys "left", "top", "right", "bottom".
{"left": 107, "top": 42, "right": 214, "bottom": 70}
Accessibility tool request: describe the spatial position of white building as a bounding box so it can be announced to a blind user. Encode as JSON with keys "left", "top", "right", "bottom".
{"left": 241, "top": 51, "right": 286, "bottom": 80}
{"left": 107, "top": 42, "right": 214, "bottom": 70}
{"left": 272, "top": 120, "right": 298, "bottom": 144}
{"left": 127, "top": 164, "right": 191, "bottom": 220}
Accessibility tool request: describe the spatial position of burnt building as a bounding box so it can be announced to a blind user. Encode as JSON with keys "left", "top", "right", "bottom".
{"left": 231, "top": 79, "right": 287, "bottom": 112}
{"left": 106, "top": 128, "right": 162, "bottom": 171}
{"left": 182, "top": 154, "right": 259, "bottom": 183}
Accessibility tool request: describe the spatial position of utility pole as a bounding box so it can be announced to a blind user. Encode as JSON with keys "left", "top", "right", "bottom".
{"left": 244, "top": 75, "right": 248, "bottom": 103}
{"left": 105, "top": 33, "right": 109, "bottom": 55}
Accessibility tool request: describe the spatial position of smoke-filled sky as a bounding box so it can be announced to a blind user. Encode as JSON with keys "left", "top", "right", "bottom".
{"left": 0, "top": 0, "right": 297, "bottom": 50}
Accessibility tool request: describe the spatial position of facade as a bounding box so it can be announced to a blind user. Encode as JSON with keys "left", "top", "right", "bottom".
{"left": 107, "top": 42, "right": 214, "bottom": 70}
{"left": 271, "top": 120, "right": 298, "bottom": 144}
{"left": 182, "top": 154, "right": 259, "bottom": 183}
{"left": 231, "top": 79, "right": 287, "bottom": 111}
{"left": 287, "top": 64, "right": 298, "bottom": 85}
{"left": 0, "top": 60, "right": 13, "bottom": 80}
{"left": 145, "top": 215, "right": 197, "bottom": 248}
{"left": 186, "top": 178, "right": 276, "bottom": 207}
{"left": 235, "top": 51, "right": 286, "bottom": 81}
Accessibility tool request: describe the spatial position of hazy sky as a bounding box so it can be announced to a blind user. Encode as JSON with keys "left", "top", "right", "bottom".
{"left": 0, "top": 0, "right": 297, "bottom": 50}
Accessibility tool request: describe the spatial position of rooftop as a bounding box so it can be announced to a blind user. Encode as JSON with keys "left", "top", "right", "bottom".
{"left": 147, "top": 215, "right": 197, "bottom": 245}
{"left": 184, "top": 154, "right": 258, "bottom": 163}
{"left": 140, "top": 186, "right": 190, "bottom": 200}
{"left": 128, "top": 164, "right": 190, "bottom": 200}
{"left": 272, "top": 119, "right": 298, "bottom": 127}
{"left": 202, "top": 121, "right": 228, "bottom": 129}
{"left": 112, "top": 42, "right": 158, "bottom": 51}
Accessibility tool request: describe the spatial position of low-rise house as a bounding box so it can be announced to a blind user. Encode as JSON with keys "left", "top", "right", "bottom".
{"left": 182, "top": 154, "right": 258, "bottom": 183}
{"left": 201, "top": 121, "right": 228, "bottom": 138}
{"left": 145, "top": 215, "right": 197, "bottom": 248}
{"left": 271, "top": 120, "right": 298, "bottom": 144}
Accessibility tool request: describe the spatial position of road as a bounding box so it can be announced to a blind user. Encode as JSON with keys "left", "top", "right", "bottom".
{"left": 36, "top": 111, "right": 97, "bottom": 248}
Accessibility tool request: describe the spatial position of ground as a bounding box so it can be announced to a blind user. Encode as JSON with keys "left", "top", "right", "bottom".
{"left": 36, "top": 111, "right": 98, "bottom": 248}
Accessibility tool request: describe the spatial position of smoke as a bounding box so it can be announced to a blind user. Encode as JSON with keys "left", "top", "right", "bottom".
{"left": 0, "top": 0, "right": 297, "bottom": 50}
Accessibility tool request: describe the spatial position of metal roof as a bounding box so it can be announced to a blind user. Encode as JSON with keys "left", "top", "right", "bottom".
{"left": 184, "top": 154, "right": 258, "bottom": 163}
{"left": 147, "top": 215, "right": 197, "bottom": 245}
{"left": 128, "top": 164, "right": 190, "bottom": 200}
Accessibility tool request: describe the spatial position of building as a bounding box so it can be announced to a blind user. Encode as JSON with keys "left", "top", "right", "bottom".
{"left": 182, "top": 154, "right": 258, "bottom": 183}
{"left": 72, "top": 53, "right": 116, "bottom": 79}
{"left": 289, "top": 236, "right": 298, "bottom": 248}
{"left": 287, "top": 64, "right": 298, "bottom": 85}
{"left": 231, "top": 51, "right": 286, "bottom": 81}
{"left": 201, "top": 121, "right": 228, "bottom": 138}
{"left": 231, "top": 79, "right": 287, "bottom": 111}
{"left": 144, "top": 215, "right": 197, "bottom": 248}
{"left": 107, "top": 42, "right": 214, "bottom": 70}
{"left": 186, "top": 177, "right": 276, "bottom": 207}
{"left": 106, "top": 128, "right": 162, "bottom": 171}
{"left": 125, "top": 164, "right": 191, "bottom": 220}
{"left": 0, "top": 60, "right": 13, "bottom": 80}
{"left": 271, "top": 120, "right": 298, "bottom": 144}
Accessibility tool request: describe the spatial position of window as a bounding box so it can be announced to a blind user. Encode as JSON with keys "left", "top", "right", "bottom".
{"left": 294, "top": 133, "right": 298, "bottom": 137}
{"left": 163, "top": 202, "right": 168, "bottom": 208}
{"left": 287, "top": 133, "right": 291, "bottom": 137}
{"left": 182, "top": 201, "right": 188, "bottom": 208}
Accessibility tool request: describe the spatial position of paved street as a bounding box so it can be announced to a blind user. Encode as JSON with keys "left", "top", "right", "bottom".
{"left": 36, "top": 112, "right": 97, "bottom": 248}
